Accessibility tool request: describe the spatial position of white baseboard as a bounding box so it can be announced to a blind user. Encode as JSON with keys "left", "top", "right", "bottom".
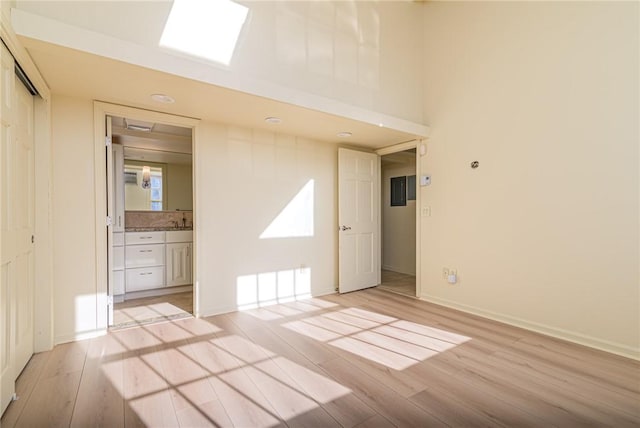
{"left": 419, "top": 293, "right": 639, "bottom": 361}
{"left": 55, "top": 328, "right": 106, "bottom": 346}
{"left": 198, "top": 287, "right": 337, "bottom": 319}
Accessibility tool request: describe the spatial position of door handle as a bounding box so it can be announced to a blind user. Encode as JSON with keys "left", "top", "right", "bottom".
{"left": 340, "top": 225, "right": 352, "bottom": 231}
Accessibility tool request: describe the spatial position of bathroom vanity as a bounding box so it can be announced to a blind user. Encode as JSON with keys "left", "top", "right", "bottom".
{"left": 112, "top": 228, "right": 192, "bottom": 301}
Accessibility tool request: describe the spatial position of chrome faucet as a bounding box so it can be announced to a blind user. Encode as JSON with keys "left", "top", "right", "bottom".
{"left": 172, "top": 220, "right": 179, "bottom": 229}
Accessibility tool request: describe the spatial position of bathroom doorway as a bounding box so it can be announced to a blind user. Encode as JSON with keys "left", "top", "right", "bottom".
{"left": 107, "top": 113, "right": 195, "bottom": 328}
{"left": 379, "top": 149, "right": 417, "bottom": 297}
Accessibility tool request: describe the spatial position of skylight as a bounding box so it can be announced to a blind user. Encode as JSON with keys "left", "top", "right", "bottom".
{"left": 160, "top": 0, "right": 249, "bottom": 65}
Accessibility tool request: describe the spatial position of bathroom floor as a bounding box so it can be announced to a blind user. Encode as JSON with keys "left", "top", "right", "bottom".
{"left": 112, "top": 291, "right": 193, "bottom": 328}
{"left": 378, "top": 269, "right": 416, "bottom": 297}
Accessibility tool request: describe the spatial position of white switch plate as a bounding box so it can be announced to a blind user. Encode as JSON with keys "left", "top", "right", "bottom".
{"left": 421, "top": 206, "right": 431, "bottom": 217}
{"left": 420, "top": 175, "right": 431, "bottom": 186}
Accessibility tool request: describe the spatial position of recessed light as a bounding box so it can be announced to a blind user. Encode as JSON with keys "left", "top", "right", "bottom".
{"left": 151, "top": 93, "right": 175, "bottom": 103}
{"left": 265, "top": 117, "right": 282, "bottom": 124}
{"left": 378, "top": 123, "right": 384, "bottom": 128}
{"left": 337, "top": 132, "right": 352, "bottom": 138}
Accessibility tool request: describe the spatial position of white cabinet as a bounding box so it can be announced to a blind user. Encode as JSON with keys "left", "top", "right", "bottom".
{"left": 166, "top": 242, "right": 192, "bottom": 286}
{"left": 125, "top": 232, "right": 165, "bottom": 293}
{"left": 125, "top": 243, "right": 165, "bottom": 268}
{"left": 125, "top": 231, "right": 165, "bottom": 245}
{"left": 124, "top": 230, "right": 192, "bottom": 294}
{"left": 126, "top": 266, "right": 165, "bottom": 291}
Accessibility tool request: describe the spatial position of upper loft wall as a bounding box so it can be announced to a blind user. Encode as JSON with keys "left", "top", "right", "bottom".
{"left": 13, "top": 0, "right": 425, "bottom": 126}
{"left": 232, "top": 1, "right": 424, "bottom": 123}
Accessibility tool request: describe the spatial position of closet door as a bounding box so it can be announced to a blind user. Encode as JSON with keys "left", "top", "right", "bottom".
{"left": 0, "top": 42, "right": 35, "bottom": 415}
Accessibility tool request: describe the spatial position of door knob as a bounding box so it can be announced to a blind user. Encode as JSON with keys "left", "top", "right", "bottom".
{"left": 340, "top": 225, "right": 352, "bottom": 231}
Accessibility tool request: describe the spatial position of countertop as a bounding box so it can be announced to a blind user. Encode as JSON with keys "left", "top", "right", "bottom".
{"left": 125, "top": 227, "right": 193, "bottom": 232}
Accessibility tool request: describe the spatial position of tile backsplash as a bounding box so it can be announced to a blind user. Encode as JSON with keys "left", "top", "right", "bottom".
{"left": 125, "top": 211, "right": 193, "bottom": 229}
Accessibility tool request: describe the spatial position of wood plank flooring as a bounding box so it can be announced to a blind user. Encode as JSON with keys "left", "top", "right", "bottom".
{"left": 2, "top": 287, "right": 639, "bottom": 427}
{"left": 378, "top": 270, "right": 415, "bottom": 297}
{"left": 113, "top": 291, "right": 193, "bottom": 328}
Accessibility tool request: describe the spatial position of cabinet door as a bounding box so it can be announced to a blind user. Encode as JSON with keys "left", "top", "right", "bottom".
{"left": 166, "top": 243, "right": 192, "bottom": 286}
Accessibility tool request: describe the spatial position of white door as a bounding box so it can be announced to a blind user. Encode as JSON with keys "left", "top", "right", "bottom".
{"left": 338, "top": 148, "right": 380, "bottom": 293}
{"left": 105, "top": 116, "right": 115, "bottom": 326}
{"left": 0, "top": 43, "right": 35, "bottom": 414}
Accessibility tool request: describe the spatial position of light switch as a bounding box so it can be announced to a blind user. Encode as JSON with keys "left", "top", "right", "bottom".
{"left": 420, "top": 175, "right": 431, "bottom": 186}
{"left": 421, "top": 206, "right": 431, "bottom": 217}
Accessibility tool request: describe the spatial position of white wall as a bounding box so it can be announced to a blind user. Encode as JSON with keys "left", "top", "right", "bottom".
{"left": 382, "top": 155, "right": 416, "bottom": 275}
{"left": 195, "top": 123, "right": 337, "bottom": 316}
{"left": 233, "top": 1, "right": 424, "bottom": 123}
{"left": 51, "top": 95, "right": 98, "bottom": 343}
{"left": 50, "top": 95, "right": 337, "bottom": 342}
{"left": 14, "top": 0, "right": 425, "bottom": 126}
{"left": 420, "top": 2, "right": 639, "bottom": 358}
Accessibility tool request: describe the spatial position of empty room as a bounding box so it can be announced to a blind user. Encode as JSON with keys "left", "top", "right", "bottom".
{"left": 1, "top": 1, "right": 638, "bottom": 426}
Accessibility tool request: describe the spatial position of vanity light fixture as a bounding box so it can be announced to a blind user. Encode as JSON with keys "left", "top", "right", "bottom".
{"left": 265, "top": 117, "right": 282, "bottom": 124}
{"left": 337, "top": 132, "right": 352, "bottom": 138}
{"left": 151, "top": 93, "right": 175, "bottom": 104}
{"left": 141, "top": 166, "right": 152, "bottom": 189}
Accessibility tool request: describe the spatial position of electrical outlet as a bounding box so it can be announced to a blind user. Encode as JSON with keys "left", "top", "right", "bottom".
{"left": 451, "top": 269, "right": 457, "bottom": 276}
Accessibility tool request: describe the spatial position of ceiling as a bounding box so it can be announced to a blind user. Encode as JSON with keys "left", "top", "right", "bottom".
{"left": 14, "top": 1, "right": 429, "bottom": 150}
{"left": 110, "top": 115, "right": 193, "bottom": 165}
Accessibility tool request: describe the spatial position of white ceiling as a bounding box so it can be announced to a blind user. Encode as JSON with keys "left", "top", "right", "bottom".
{"left": 13, "top": 2, "right": 429, "bottom": 149}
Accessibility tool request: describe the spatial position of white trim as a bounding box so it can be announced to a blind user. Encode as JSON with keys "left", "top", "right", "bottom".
{"left": 33, "top": 96, "right": 53, "bottom": 352}
{"left": 376, "top": 139, "right": 421, "bottom": 298}
{"left": 1, "top": 12, "right": 54, "bottom": 352}
{"left": 0, "top": 9, "right": 50, "bottom": 100}
{"left": 54, "top": 329, "right": 106, "bottom": 346}
{"left": 421, "top": 294, "right": 640, "bottom": 361}
{"left": 375, "top": 139, "right": 420, "bottom": 157}
{"left": 93, "top": 101, "right": 199, "bottom": 332}
{"left": 198, "top": 288, "right": 338, "bottom": 319}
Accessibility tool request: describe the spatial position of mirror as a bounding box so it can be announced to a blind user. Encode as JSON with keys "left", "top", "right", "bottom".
{"left": 124, "top": 161, "right": 166, "bottom": 211}
{"left": 111, "top": 116, "right": 193, "bottom": 212}
{"left": 123, "top": 149, "right": 193, "bottom": 211}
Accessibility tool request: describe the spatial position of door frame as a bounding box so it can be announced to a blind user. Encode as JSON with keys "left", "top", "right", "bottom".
{"left": 93, "top": 102, "right": 199, "bottom": 331}
{"left": 375, "top": 139, "right": 423, "bottom": 297}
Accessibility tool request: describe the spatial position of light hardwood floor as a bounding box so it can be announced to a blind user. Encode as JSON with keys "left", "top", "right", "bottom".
{"left": 378, "top": 270, "right": 416, "bottom": 297}
{"left": 2, "top": 288, "right": 639, "bottom": 427}
{"left": 113, "top": 291, "right": 193, "bottom": 328}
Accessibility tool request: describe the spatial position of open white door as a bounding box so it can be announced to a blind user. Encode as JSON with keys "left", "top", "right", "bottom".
{"left": 105, "top": 116, "right": 114, "bottom": 326}
{"left": 338, "top": 148, "right": 380, "bottom": 293}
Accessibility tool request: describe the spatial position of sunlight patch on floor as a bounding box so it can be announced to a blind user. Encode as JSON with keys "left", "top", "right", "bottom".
{"left": 283, "top": 307, "right": 470, "bottom": 370}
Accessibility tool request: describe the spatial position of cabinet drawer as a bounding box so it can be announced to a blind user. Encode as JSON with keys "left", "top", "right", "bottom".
{"left": 125, "top": 231, "right": 165, "bottom": 245}
{"left": 126, "top": 266, "right": 164, "bottom": 291}
{"left": 125, "top": 244, "right": 165, "bottom": 268}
